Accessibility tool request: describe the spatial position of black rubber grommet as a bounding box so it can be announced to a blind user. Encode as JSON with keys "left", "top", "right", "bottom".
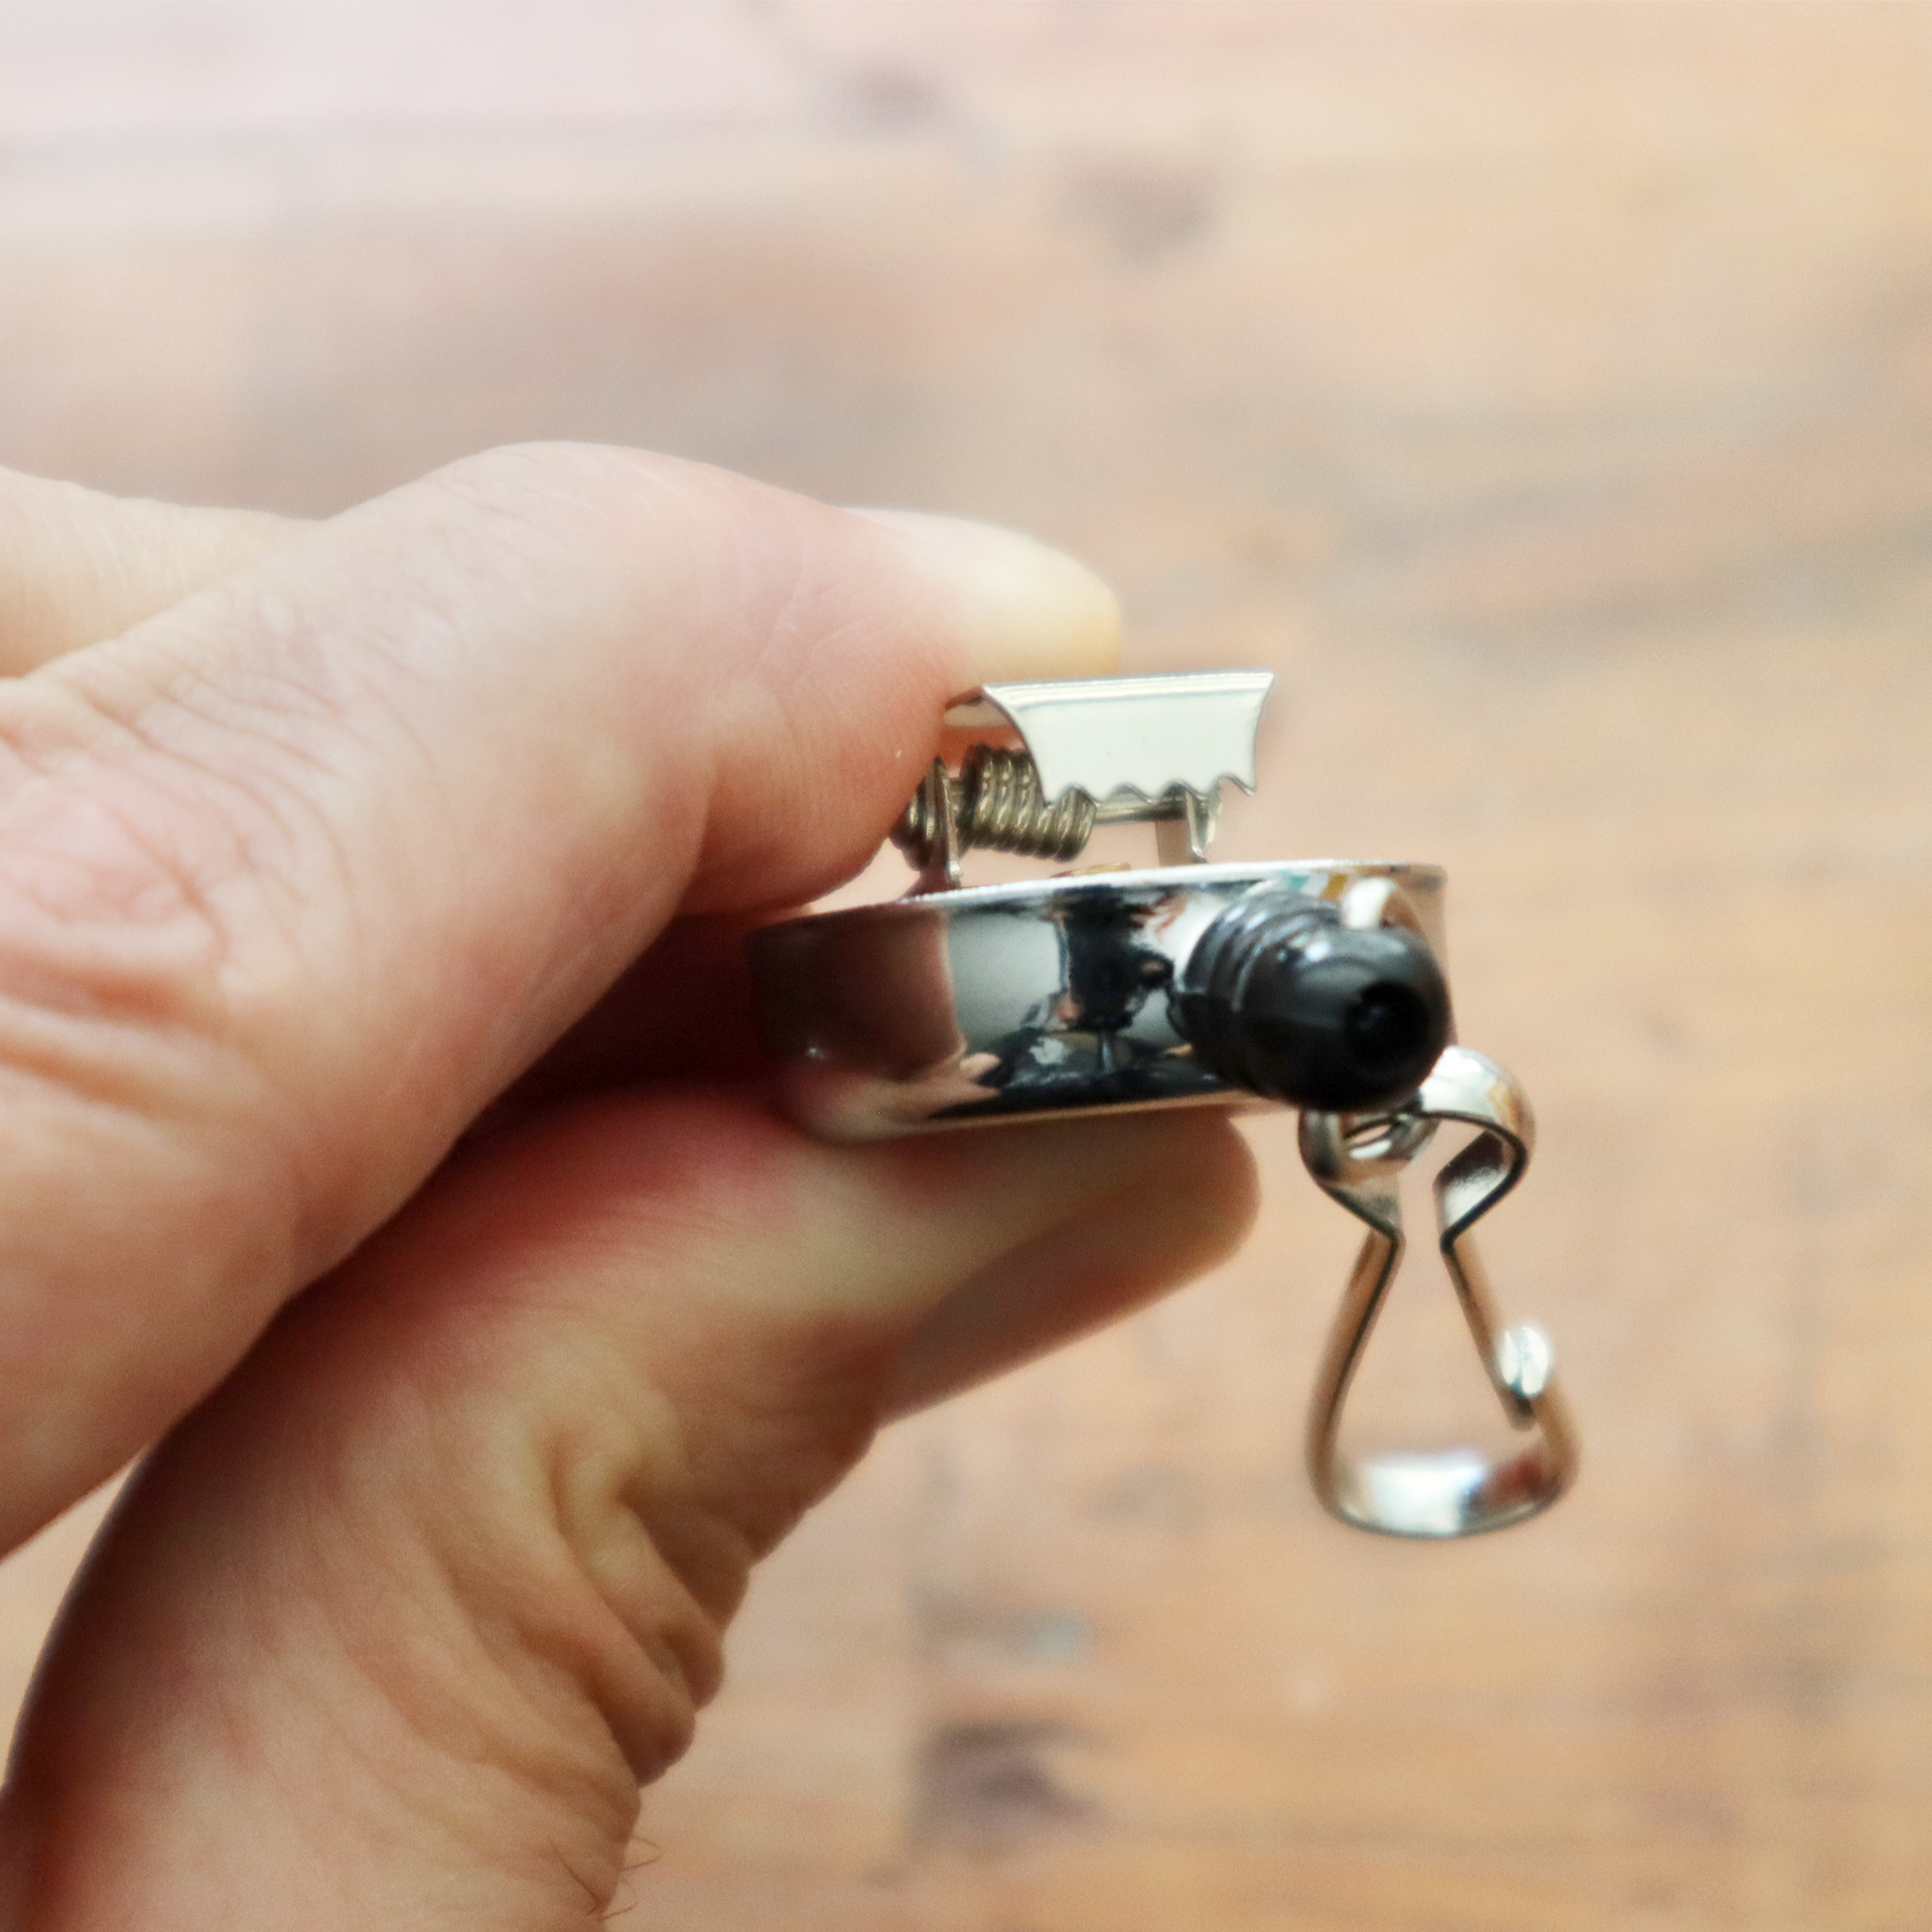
{"left": 1173, "top": 890, "right": 1450, "bottom": 1111}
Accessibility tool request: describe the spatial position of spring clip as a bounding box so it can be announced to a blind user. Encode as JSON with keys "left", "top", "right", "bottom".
{"left": 895, "top": 747, "right": 1217, "bottom": 889}
{"left": 749, "top": 669, "right": 1579, "bottom": 1539}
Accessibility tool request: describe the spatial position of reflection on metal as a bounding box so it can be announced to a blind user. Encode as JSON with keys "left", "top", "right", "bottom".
{"left": 751, "top": 669, "right": 1578, "bottom": 1541}
{"left": 754, "top": 861, "right": 1447, "bottom": 1139}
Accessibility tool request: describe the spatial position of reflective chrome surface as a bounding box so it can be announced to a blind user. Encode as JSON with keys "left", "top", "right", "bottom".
{"left": 1300, "top": 1047, "right": 1580, "bottom": 1537}
{"left": 751, "top": 861, "right": 1447, "bottom": 1142}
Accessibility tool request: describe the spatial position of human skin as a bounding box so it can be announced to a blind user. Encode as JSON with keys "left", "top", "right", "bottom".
{"left": 0, "top": 450, "right": 1258, "bottom": 1927}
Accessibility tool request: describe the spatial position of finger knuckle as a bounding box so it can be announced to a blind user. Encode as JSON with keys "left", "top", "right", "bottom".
{"left": 0, "top": 685, "right": 250, "bottom": 1078}
{"left": 0, "top": 679, "right": 338, "bottom": 1272}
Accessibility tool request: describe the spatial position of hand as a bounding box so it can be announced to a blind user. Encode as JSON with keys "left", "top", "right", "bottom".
{"left": 0, "top": 449, "right": 1256, "bottom": 1927}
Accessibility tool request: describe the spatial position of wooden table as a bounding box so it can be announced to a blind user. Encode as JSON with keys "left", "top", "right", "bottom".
{"left": 3, "top": 5, "right": 1931, "bottom": 1925}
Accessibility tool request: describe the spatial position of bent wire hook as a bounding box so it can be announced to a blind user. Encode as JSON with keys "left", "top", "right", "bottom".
{"left": 1299, "top": 1046, "right": 1580, "bottom": 1537}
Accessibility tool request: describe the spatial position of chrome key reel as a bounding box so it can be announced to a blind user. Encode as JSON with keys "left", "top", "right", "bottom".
{"left": 749, "top": 672, "right": 1577, "bottom": 1538}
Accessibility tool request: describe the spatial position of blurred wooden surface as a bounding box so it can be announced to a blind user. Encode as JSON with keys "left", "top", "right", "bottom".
{"left": 5, "top": 4, "right": 1932, "bottom": 1927}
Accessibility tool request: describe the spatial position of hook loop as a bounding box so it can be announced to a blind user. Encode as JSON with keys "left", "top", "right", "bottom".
{"left": 1299, "top": 1046, "right": 1579, "bottom": 1537}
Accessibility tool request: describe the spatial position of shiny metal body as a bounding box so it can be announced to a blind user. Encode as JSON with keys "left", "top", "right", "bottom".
{"left": 752, "top": 860, "right": 1444, "bottom": 1142}
{"left": 751, "top": 669, "right": 1578, "bottom": 1539}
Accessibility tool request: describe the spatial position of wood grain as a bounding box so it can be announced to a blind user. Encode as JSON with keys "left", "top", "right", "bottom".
{"left": 3, "top": 5, "right": 1932, "bottom": 1926}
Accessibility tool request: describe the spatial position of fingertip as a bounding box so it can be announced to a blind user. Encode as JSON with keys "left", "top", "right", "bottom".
{"left": 883, "top": 1110, "right": 1262, "bottom": 1417}
{"left": 843, "top": 507, "right": 1121, "bottom": 688}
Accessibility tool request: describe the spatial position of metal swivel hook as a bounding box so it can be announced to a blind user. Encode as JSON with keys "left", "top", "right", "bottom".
{"left": 1299, "top": 1046, "right": 1579, "bottom": 1537}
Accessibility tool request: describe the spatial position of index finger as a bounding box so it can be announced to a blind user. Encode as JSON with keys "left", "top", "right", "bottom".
{"left": 0, "top": 443, "right": 1119, "bottom": 1548}
{"left": 0, "top": 466, "right": 302, "bottom": 669}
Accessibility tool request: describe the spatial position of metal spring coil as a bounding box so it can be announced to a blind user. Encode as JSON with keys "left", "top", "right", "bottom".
{"left": 894, "top": 746, "right": 1098, "bottom": 869}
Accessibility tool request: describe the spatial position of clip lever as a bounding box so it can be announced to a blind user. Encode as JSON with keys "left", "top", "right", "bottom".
{"left": 896, "top": 671, "right": 1272, "bottom": 889}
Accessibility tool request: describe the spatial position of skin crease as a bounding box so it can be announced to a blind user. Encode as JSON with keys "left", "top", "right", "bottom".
{"left": 0, "top": 452, "right": 1260, "bottom": 1929}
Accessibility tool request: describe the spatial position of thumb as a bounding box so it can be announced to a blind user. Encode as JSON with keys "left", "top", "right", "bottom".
{"left": 1, "top": 1092, "right": 1256, "bottom": 1928}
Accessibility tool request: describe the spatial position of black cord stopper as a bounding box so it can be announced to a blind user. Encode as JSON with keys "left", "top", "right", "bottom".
{"left": 1174, "top": 890, "right": 1450, "bottom": 1111}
